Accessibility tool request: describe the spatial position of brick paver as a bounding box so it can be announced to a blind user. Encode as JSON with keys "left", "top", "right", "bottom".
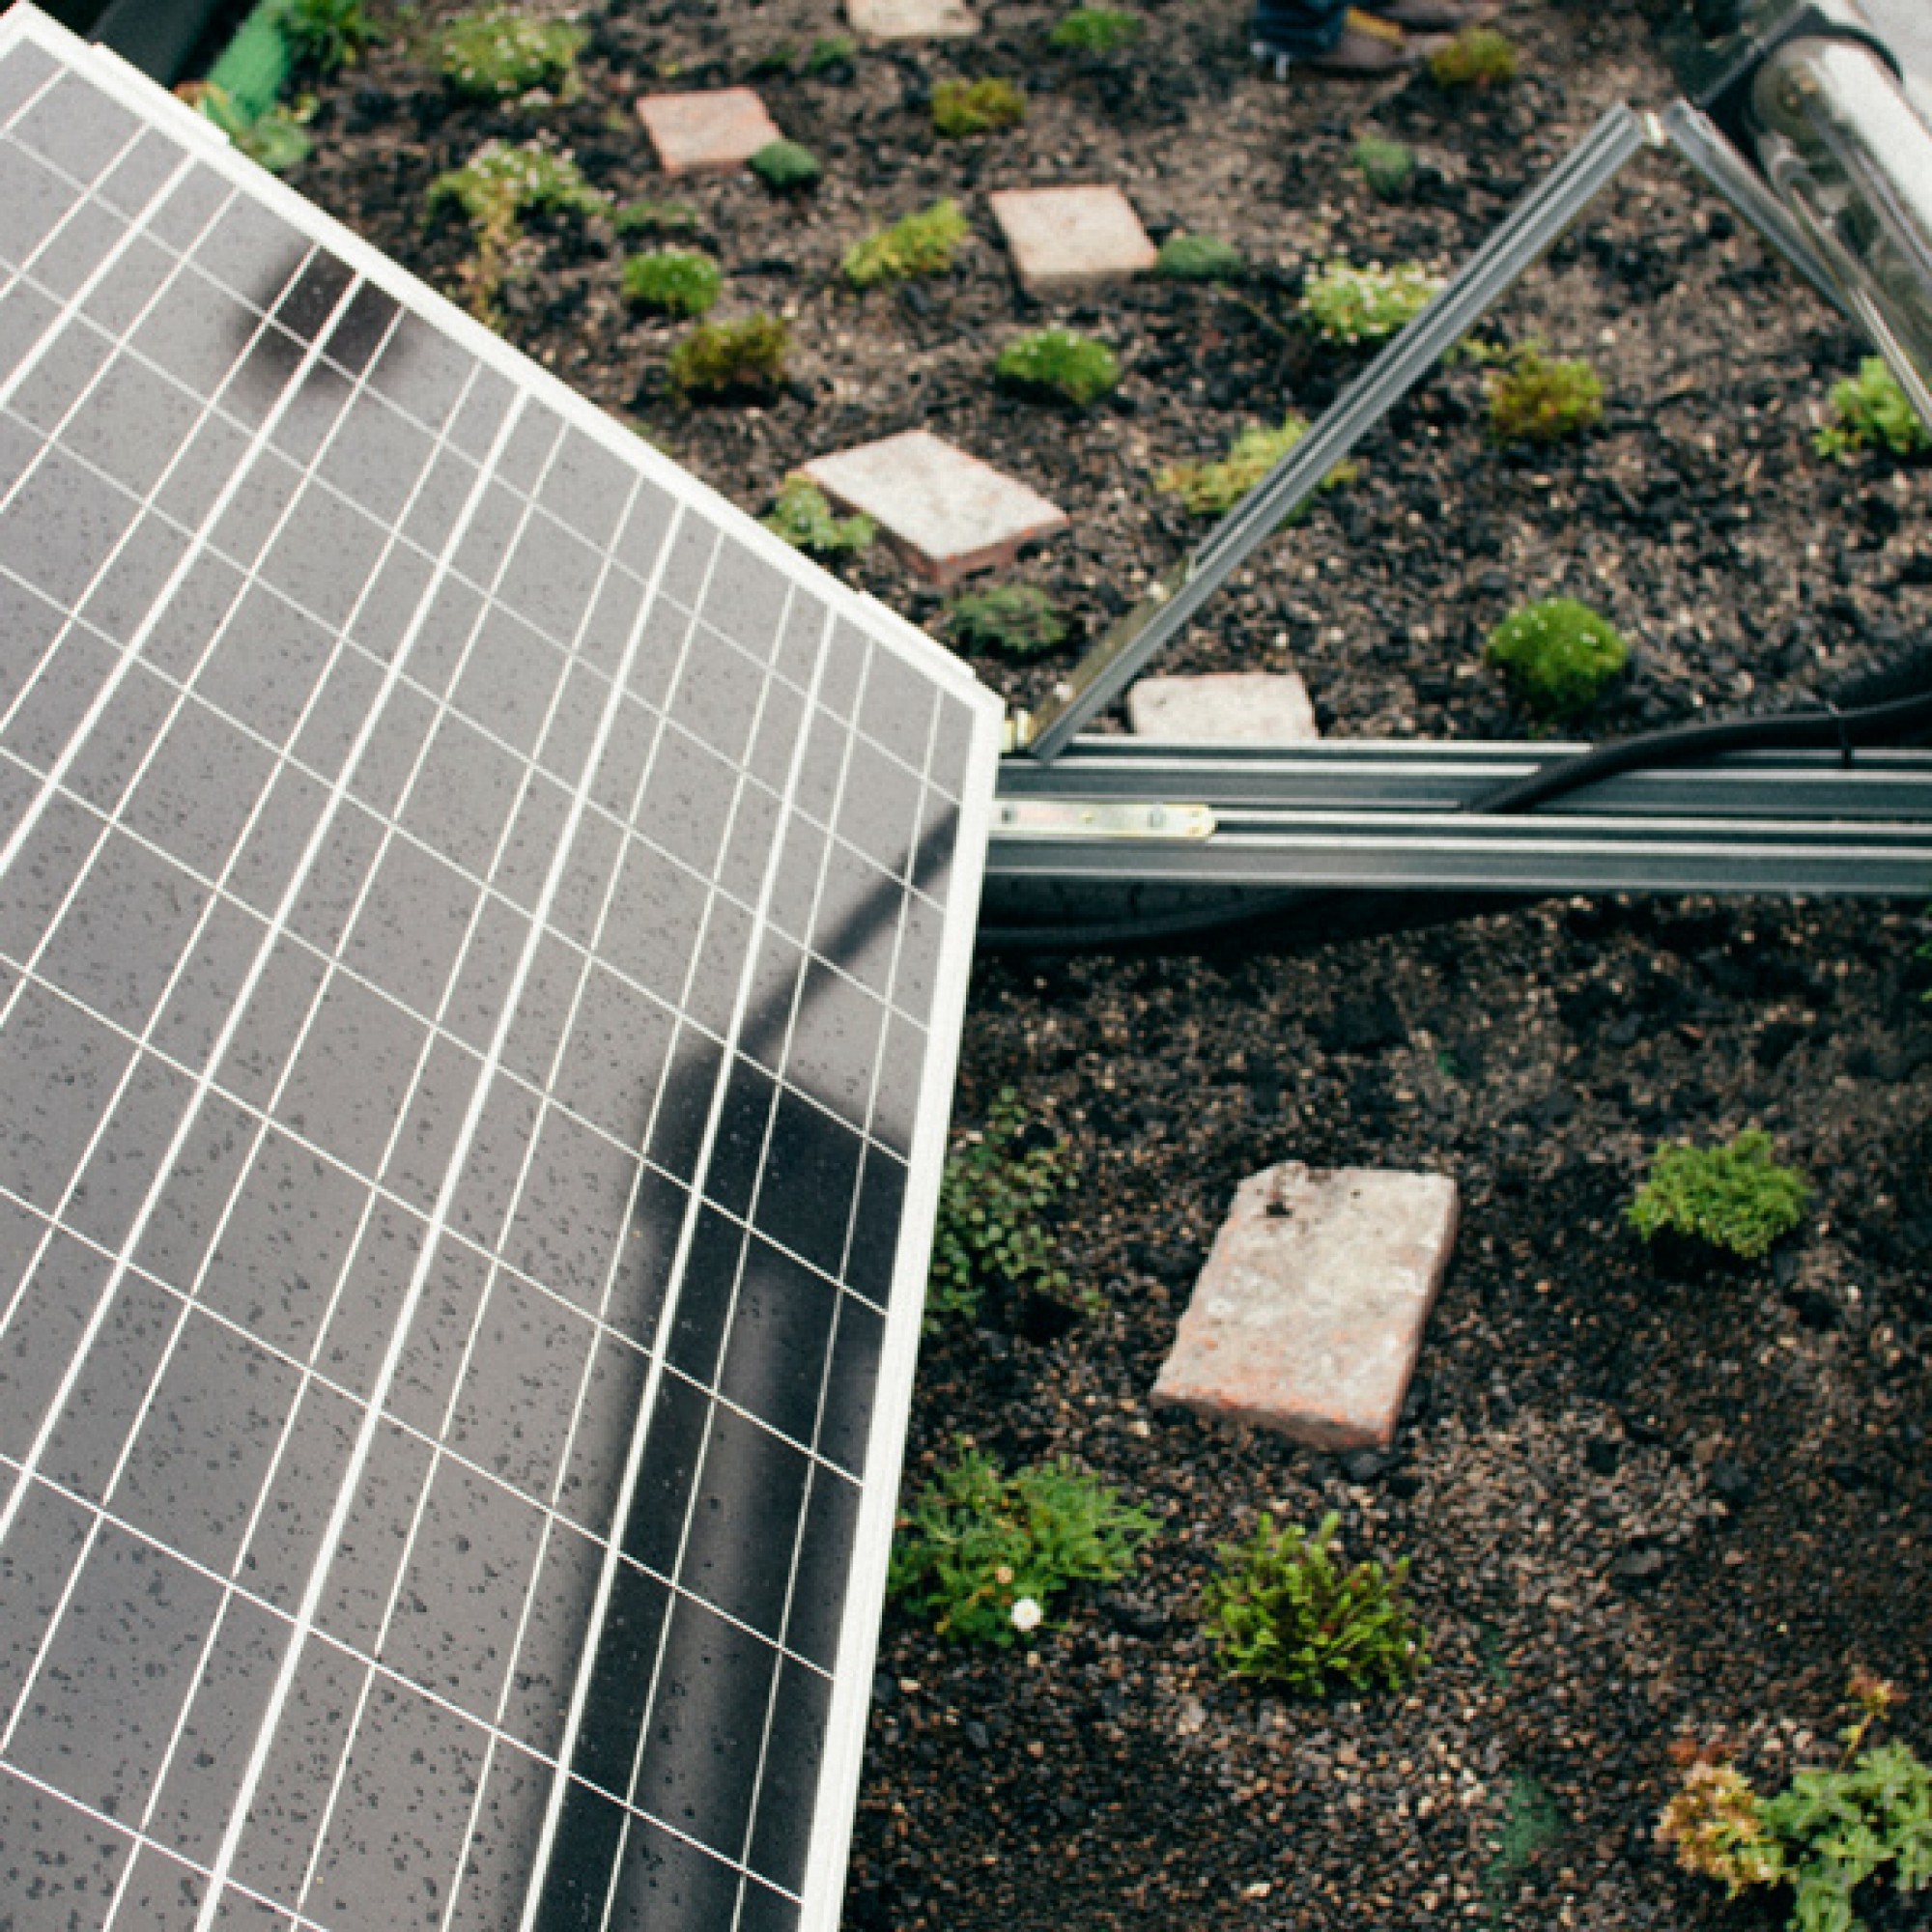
{"left": 988, "top": 185, "right": 1157, "bottom": 296}
{"left": 847, "top": 0, "right": 980, "bottom": 37}
{"left": 801, "top": 431, "right": 1068, "bottom": 584}
{"left": 1152, "top": 1163, "right": 1459, "bottom": 1452}
{"left": 637, "top": 88, "right": 782, "bottom": 175}
{"left": 1128, "top": 672, "right": 1320, "bottom": 743}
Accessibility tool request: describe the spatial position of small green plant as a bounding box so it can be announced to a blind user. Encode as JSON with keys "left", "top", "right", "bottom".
{"left": 1660, "top": 1672, "right": 1932, "bottom": 1932}
{"left": 1352, "top": 132, "right": 1415, "bottom": 198}
{"left": 1627, "top": 1128, "right": 1809, "bottom": 1260}
{"left": 1049, "top": 7, "right": 1144, "bottom": 53}
{"left": 994, "top": 328, "right": 1120, "bottom": 407}
{"left": 1156, "top": 413, "right": 1354, "bottom": 518}
{"left": 927, "top": 1089, "right": 1068, "bottom": 1325}
{"left": 946, "top": 584, "right": 1067, "bottom": 658}
{"left": 430, "top": 140, "right": 606, "bottom": 322}
{"left": 1486, "top": 346, "right": 1605, "bottom": 444}
{"left": 842, "top": 199, "right": 970, "bottom": 289}
{"left": 1203, "top": 1513, "right": 1429, "bottom": 1696}
{"left": 748, "top": 138, "right": 822, "bottom": 191}
{"left": 281, "top": 0, "right": 383, "bottom": 76}
{"left": 1486, "top": 1775, "right": 1564, "bottom": 1917}
{"left": 196, "top": 84, "right": 314, "bottom": 173}
{"left": 1156, "top": 233, "right": 1243, "bottom": 282}
{"left": 1428, "top": 25, "right": 1520, "bottom": 87}
{"left": 622, "top": 249, "right": 722, "bottom": 319}
{"left": 1484, "top": 596, "right": 1628, "bottom": 721}
{"left": 761, "top": 476, "right": 875, "bottom": 556}
{"left": 613, "top": 198, "right": 701, "bottom": 239}
{"left": 931, "top": 76, "right": 1026, "bottom": 137}
{"left": 1814, "top": 357, "right": 1932, "bottom": 462}
{"left": 1299, "top": 257, "right": 1443, "bottom": 345}
{"left": 666, "top": 314, "right": 790, "bottom": 401}
{"left": 890, "top": 1445, "right": 1155, "bottom": 1644}
{"left": 806, "top": 34, "right": 857, "bottom": 74}
{"left": 440, "top": 7, "right": 587, "bottom": 100}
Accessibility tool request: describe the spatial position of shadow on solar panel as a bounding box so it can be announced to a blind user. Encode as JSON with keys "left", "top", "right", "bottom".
{"left": 0, "top": 11, "right": 1002, "bottom": 1929}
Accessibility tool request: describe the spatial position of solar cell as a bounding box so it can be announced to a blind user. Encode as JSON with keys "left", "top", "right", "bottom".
{"left": 0, "top": 11, "right": 1001, "bottom": 1930}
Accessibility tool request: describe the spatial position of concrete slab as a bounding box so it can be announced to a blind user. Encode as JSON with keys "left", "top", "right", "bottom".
{"left": 637, "top": 88, "right": 782, "bottom": 175}
{"left": 988, "top": 185, "right": 1157, "bottom": 296}
{"left": 1128, "top": 672, "right": 1320, "bottom": 744}
{"left": 800, "top": 430, "right": 1068, "bottom": 585}
{"left": 847, "top": 0, "right": 980, "bottom": 38}
{"left": 1152, "top": 1163, "right": 1458, "bottom": 1453}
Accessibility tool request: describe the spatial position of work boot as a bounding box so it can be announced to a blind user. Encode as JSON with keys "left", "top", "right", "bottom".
{"left": 1253, "top": 10, "right": 1436, "bottom": 76}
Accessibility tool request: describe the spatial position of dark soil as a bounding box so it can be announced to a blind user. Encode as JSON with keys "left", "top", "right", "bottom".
{"left": 288, "top": 4, "right": 1932, "bottom": 1928}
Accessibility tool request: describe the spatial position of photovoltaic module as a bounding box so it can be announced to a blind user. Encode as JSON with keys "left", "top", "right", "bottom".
{"left": 0, "top": 10, "right": 1002, "bottom": 1928}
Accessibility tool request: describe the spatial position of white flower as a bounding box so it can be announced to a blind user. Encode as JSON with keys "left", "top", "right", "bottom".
{"left": 1009, "top": 1596, "right": 1042, "bottom": 1634}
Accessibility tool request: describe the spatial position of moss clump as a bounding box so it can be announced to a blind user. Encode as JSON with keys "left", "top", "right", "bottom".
{"left": 667, "top": 314, "right": 790, "bottom": 401}
{"left": 1428, "top": 25, "right": 1519, "bottom": 87}
{"left": 1484, "top": 596, "right": 1627, "bottom": 719}
{"left": 1049, "top": 7, "right": 1144, "bottom": 53}
{"left": 429, "top": 140, "right": 606, "bottom": 322}
{"left": 613, "top": 198, "right": 700, "bottom": 239}
{"left": 1352, "top": 132, "right": 1415, "bottom": 198}
{"left": 1157, "top": 413, "right": 1354, "bottom": 518}
{"left": 762, "top": 476, "right": 874, "bottom": 556}
{"left": 281, "top": 0, "right": 383, "bottom": 77}
{"left": 1204, "top": 1514, "right": 1429, "bottom": 1696}
{"left": 947, "top": 584, "right": 1067, "bottom": 658}
{"left": 1486, "top": 347, "right": 1605, "bottom": 444}
{"left": 1814, "top": 357, "right": 1931, "bottom": 461}
{"left": 748, "top": 138, "right": 822, "bottom": 190}
{"left": 891, "top": 1447, "right": 1155, "bottom": 1645}
{"left": 440, "top": 8, "right": 587, "bottom": 99}
{"left": 621, "top": 249, "right": 722, "bottom": 319}
{"left": 806, "top": 34, "right": 857, "bottom": 74}
{"left": 994, "top": 328, "right": 1120, "bottom": 407}
{"left": 842, "top": 199, "right": 970, "bottom": 289}
{"left": 1156, "top": 233, "right": 1243, "bottom": 282}
{"left": 1299, "top": 257, "right": 1443, "bottom": 345}
{"left": 931, "top": 76, "right": 1027, "bottom": 137}
{"left": 1629, "top": 1130, "right": 1810, "bottom": 1260}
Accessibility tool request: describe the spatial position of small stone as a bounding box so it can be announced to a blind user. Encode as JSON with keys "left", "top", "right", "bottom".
{"left": 1151, "top": 1163, "right": 1459, "bottom": 1453}
{"left": 1710, "top": 1460, "right": 1753, "bottom": 1504}
{"left": 963, "top": 1719, "right": 990, "bottom": 1749}
{"left": 801, "top": 430, "right": 1068, "bottom": 585}
{"left": 1127, "top": 672, "right": 1321, "bottom": 744}
{"left": 1611, "top": 1547, "right": 1667, "bottom": 1591}
{"left": 847, "top": 0, "right": 980, "bottom": 37}
{"left": 637, "top": 88, "right": 783, "bottom": 175}
{"left": 989, "top": 185, "right": 1157, "bottom": 297}
{"left": 1340, "top": 1448, "right": 1391, "bottom": 1484}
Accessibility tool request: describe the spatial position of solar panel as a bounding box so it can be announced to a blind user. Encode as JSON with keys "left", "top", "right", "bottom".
{"left": 0, "top": 11, "right": 1002, "bottom": 1929}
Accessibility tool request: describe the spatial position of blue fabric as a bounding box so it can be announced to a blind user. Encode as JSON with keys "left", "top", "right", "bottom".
{"left": 1251, "top": 0, "right": 1350, "bottom": 53}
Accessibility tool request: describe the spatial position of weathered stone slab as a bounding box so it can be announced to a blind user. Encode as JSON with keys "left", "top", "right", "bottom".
{"left": 1128, "top": 672, "right": 1320, "bottom": 744}
{"left": 800, "top": 430, "right": 1068, "bottom": 585}
{"left": 1152, "top": 1163, "right": 1458, "bottom": 1452}
{"left": 637, "top": 88, "right": 782, "bottom": 175}
{"left": 847, "top": 0, "right": 980, "bottom": 38}
{"left": 988, "top": 185, "right": 1157, "bottom": 296}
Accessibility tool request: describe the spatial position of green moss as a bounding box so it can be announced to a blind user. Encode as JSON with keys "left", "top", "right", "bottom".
{"left": 806, "top": 34, "right": 857, "bottom": 73}
{"left": 1156, "top": 413, "right": 1354, "bottom": 518}
{"left": 621, "top": 249, "right": 722, "bottom": 319}
{"left": 429, "top": 140, "right": 607, "bottom": 321}
{"left": 1203, "top": 1513, "right": 1429, "bottom": 1695}
{"left": 612, "top": 198, "right": 701, "bottom": 239}
{"left": 1156, "top": 233, "right": 1243, "bottom": 282}
{"left": 747, "top": 138, "right": 822, "bottom": 190}
{"left": 1428, "top": 25, "right": 1519, "bottom": 87}
{"left": 1483, "top": 596, "right": 1627, "bottom": 720}
{"left": 1299, "top": 257, "right": 1443, "bottom": 345}
{"left": 994, "top": 328, "right": 1120, "bottom": 407}
{"left": 1486, "top": 347, "right": 1605, "bottom": 444}
{"left": 946, "top": 584, "right": 1067, "bottom": 658}
{"left": 890, "top": 1446, "right": 1155, "bottom": 1645}
{"left": 1628, "top": 1130, "right": 1810, "bottom": 1260}
{"left": 667, "top": 314, "right": 789, "bottom": 401}
{"left": 440, "top": 7, "right": 587, "bottom": 100}
{"left": 1814, "top": 357, "right": 1931, "bottom": 461}
{"left": 842, "top": 199, "right": 970, "bottom": 289}
{"left": 931, "top": 76, "right": 1026, "bottom": 137}
{"left": 1048, "top": 7, "right": 1144, "bottom": 54}
{"left": 761, "top": 476, "right": 875, "bottom": 556}
{"left": 1352, "top": 132, "right": 1415, "bottom": 198}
